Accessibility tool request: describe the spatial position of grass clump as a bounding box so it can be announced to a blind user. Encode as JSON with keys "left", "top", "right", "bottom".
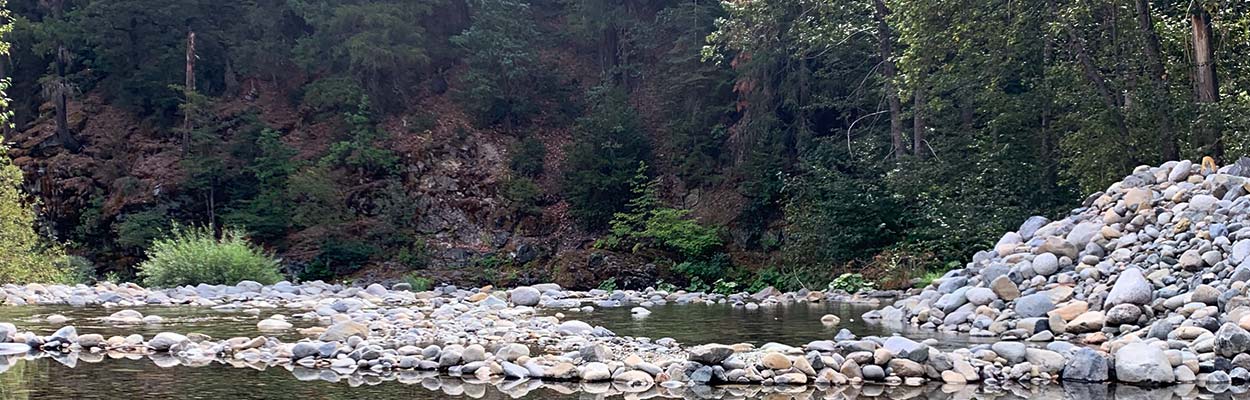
{"left": 138, "top": 226, "right": 282, "bottom": 287}
{"left": 402, "top": 273, "right": 433, "bottom": 292}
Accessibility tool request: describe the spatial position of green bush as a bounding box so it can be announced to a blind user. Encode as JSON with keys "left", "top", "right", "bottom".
{"left": 828, "top": 273, "right": 875, "bottom": 294}
{"left": 597, "top": 277, "right": 618, "bottom": 291}
{"left": 113, "top": 207, "right": 171, "bottom": 250}
{"left": 601, "top": 162, "right": 723, "bottom": 258}
{"left": 562, "top": 86, "right": 651, "bottom": 228}
{"left": 303, "top": 238, "right": 378, "bottom": 281}
{"left": 502, "top": 176, "right": 543, "bottom": 217}
{"left": 301, "top": 77, "right": 366, "bottom": 117}
{"left": 674, "top": 253, "right": 730, "bottom": 284}
{"left": 396, "top": 240, "right": 431, "bottom": 269}
{"left": 510, "top": 136, "right": 546, "bottom": 177}
{"left": 138, "top": 226, "right": 283, "bottom": 287}
{"left": 0, "top": 146, "right": 68, "bottom": 284}
{"left": 403, "top": 273, "right": 434, "bottom": 292}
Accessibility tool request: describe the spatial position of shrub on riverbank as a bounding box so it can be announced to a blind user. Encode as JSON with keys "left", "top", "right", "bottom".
{"left": 139, "top": 226, "right": 282, "bottom": 287}
{"left": 0, "top": 146, "right": 70, "bottom": 284}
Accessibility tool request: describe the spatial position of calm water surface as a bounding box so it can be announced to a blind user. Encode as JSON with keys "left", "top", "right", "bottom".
{"left": 541, "top": 301, "right": 997, "bottom": 349}
{"left": 0, "top": 301, "right": 1213, "bottom": 399}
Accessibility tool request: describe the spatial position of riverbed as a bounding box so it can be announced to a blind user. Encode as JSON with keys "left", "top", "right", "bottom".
{"left": 0, "top": 298, "right": 1221, "bottom": 399}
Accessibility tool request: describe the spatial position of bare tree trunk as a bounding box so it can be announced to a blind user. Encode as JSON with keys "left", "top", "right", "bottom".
{"left": 183, "top": 30, "right": 196, "bottom": 154}
{"left": 1190, "top": 6, "right": 1220, "bottom": 159}
{"left": 1191, "top": 6, "right": 1221, "bottom": 158}
{"left": 53, "top": 46, "right": 79, "bottom": 152}
{"left": 913, "top": 81, "right": 927, "bottom": 159}
{"left": 1135, "top": 0, "right": 1177, "bottom": 160}
{"left": 873, "top": 0, "right": 905, "bottom": 160}
{"left": 1191, "top": 10, "right": 1218, "bottom": 103}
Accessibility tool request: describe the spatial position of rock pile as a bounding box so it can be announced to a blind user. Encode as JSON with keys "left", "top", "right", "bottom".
{"left": 866, "top": 159, "right": 1250, "bottom": 385}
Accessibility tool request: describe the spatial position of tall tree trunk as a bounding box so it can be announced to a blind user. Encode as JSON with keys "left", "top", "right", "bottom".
{"left": 1135, "top": 0, "right": 1177, "bottom": 161}
{"left": 1191, "top": 6, "right": 1221, "bottom": 158}
{"left": 53, "top": 46, "right": 79, "bottom": 152}
{"left": 873, "top": 0, "right": 905, "bottom": 160}
{"left": 913, "top": 81, "right": 927, "bottom": 159}
{"left": 183, "top": 30, "right": 196, "bottom": 154}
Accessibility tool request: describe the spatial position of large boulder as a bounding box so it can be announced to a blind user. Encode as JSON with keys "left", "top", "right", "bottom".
{"left": 1216, "top": 323, "right": 1250, "bottom": 358}
{"left": 319, "top": 321, "right": 370, "bottom": 342}
{"left": 1062, "top": 348, "right": 1109, "bottom": 382}
{"left": 1014, "top": 293, "right": 1055, "bottom": 318}
{"left": 1104, "top": 267, "right": 1151, "bottom": 307}
{"left": 509, "top": 287, "right": 541, "bottom": 306}
{"left": 1114, "top": 342, "right": 1174, "bottom": 384}
{"left": 688, "top": 344, "right": 735, "bottom": 365}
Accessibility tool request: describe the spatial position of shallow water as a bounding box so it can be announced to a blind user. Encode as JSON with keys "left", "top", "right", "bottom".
{"left": 0, "top": 305, "right": 314, "bottom": 342}
{"left": 0, "top": 355, "right": 1225, "bottom": 400}
{"left": 543, "top": 301, "right": 998, "bottom": 349}
{"left": 0, "top": 301, "right": 1213, "bottom": 399}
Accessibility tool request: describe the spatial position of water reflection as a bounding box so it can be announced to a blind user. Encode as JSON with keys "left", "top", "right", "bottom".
{"left": 0, "top": 352, "right": 1235, "bottom": 400}
{"left": 542, "top": 301, "right": 997, "bottom": 349}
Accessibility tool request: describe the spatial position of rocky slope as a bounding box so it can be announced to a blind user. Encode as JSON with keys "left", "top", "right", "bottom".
{"left": 867, "top": 158, "right": 1250, "bottom": 384}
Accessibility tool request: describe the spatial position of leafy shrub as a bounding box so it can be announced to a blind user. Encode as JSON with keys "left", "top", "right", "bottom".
{"left": 745, "top": 267, "right": 786, "bottom": 293}
{"left": 301, "top": 77, "right": 366, "bottom": 117}
{"left": 321, "top": 97, "right": 400, "bottom": 178}
{"left": 828, "top": 273, "right": 875, "bottom": 294}
{"left": 711, "top": 278, "right": 738, "bottom": 295}
{"left": 303, "top": 238, "right": 378, "bottom": 281}
{"left": 113, "top": 207, "right": 171, "bottom": 250}
{"left": 138, "top": 226, "right": 283, "bottom": 287}
{"left": 653, "top": 280, "right": 678, "bottom": 292}
{"left": 0, "top": 147, "right": 68, "bottom": 284}
{"left": 403, "top": 273, "right": 434, "bottom": 292}
{"left": 54, "top": 255, "right": 96, "bottom": 284}
{"left": 562, "top": 86, "right": 651, "bottom": 228}
{"left": 597, "top": 277, "right": 618, "bottom": 291}
{"left": 510, "top": 136, "right": 546, "bottom": 177}
{"left": 601, "top": 162, "right": 723, "bottom": 258}
{"left": 674, "top": 254, "right": 730, "bottom": 284}
{"left": 502, "top": 176, "right": 543, "bottom": 217}
{"left": 396, "top": 240, "right": 431, "bottom": 269}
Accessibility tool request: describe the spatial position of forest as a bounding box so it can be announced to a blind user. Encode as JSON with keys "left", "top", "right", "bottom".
{"left": 0, "top": 0, "right": 1247, "bottom": 291}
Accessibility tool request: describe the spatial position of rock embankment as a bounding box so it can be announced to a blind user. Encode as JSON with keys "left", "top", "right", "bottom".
{"left": 866, "top": 159, "right": 1250, "bottom": 385}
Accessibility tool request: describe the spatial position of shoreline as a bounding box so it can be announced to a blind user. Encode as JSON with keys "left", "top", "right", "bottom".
{"left": 0, "top": 280, "right": 1219, "bottom": 391}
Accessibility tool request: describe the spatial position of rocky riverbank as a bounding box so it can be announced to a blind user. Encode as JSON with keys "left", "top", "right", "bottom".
{"left": 866, "top": 159, "right": 1250, "bottom": 386}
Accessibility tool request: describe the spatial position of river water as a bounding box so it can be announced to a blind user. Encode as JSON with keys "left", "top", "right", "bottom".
{"left": 0, "top": 301, "right": 1221, "bottom": 399}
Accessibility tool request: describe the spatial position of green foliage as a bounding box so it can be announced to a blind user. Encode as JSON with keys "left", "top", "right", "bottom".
{"left": 138, "top": 226, "right": 282, "bottom": 287}
{"left": 502, "top": 176, "right": 543, "bottom": 217}
{"left": 711, "top": 278, "right": 738, "bottom": 295}
{"left": 596, "top": 277, "right": 617, "bottom": 291}
{"left": 653, "top": 280, "right": 678, "bottom": 292}
{"left": 745, "top": 267, "right": 786, "bottom": 294}
{"left": 673, "top": 254, "right": 730, "bottom": 284}
{"left": 290, "top": 0, "right": 436, "bottom": 108}
{"left": 301, "top": 77, "right": 367, "bottom": 117}
{"left": 222, "top": 129, "right": 298, "bottom": 242}
{"left": 112, "top": 207, "right": 171, "bottom": 250}
{"left": 601, "top": 162, "right": 723, "bottom": 258}
{"left": 321, "top": 96, "right": 400, "bottom": 178}
{"left": 828, "top": 273, "right": 874, "bottom": 294}
{"left": 562, "top": 86, "right": 651, "bottom": 228}
{"left": 452, "top": 0, "right": 546, "bottom": 127}
{"left": 302, "top": 238, "right": 378, "bottom": 281}
{"left": 509, "top": 136, "right": 546, "bottom": 177}
{"left": 395, "top": 240, "right": 431, "bottom": 270}
{"left": 783, "top": 143, "right": 902, "bottom": 267}
{"left": 0, "top": 141, "right": 67, "bottom": 283}
{"left": 402, "top": 273, "right": 433, "bottom": 292}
